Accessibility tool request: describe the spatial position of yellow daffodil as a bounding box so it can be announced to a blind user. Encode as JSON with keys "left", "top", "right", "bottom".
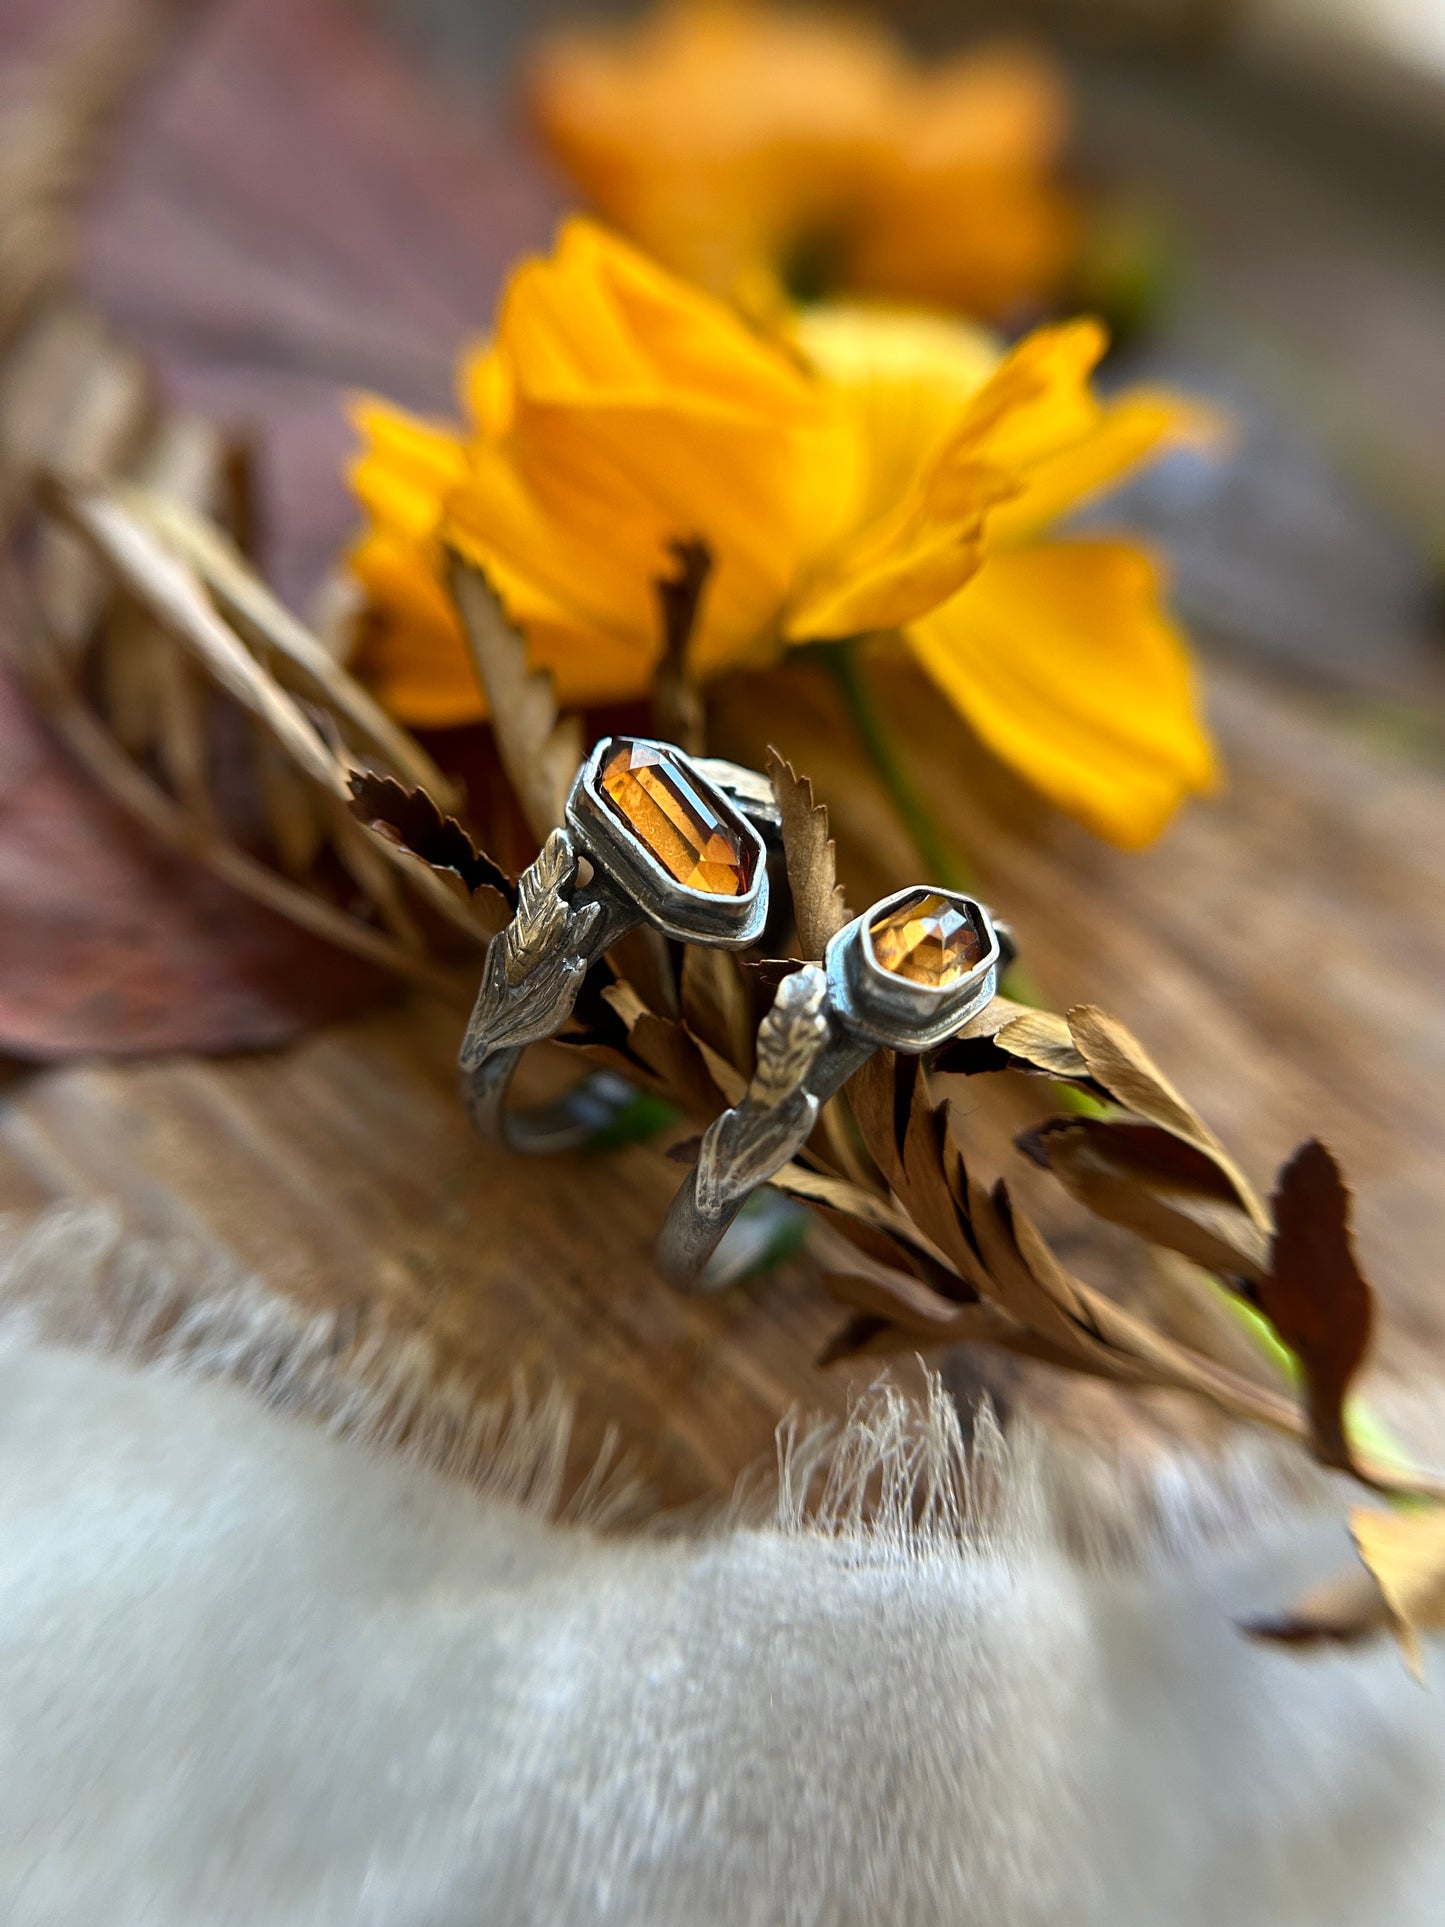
{"left": 348, "top": 219, "right": 1214, "bottom": 846}
{"left": 525, "top": 0, "right": 1078, "bottom": 321}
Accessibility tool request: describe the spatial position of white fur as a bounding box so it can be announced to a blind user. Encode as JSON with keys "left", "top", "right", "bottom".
{"left": 0, "top": 1211, "right": 1441, "bottom": 1924}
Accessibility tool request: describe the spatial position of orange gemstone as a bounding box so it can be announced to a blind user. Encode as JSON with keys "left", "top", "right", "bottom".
{"left": 868, "top": 891, "right": 985, "bottom": 987}
{"left": 599, "top": 739, "right": 751, "bottom": 896}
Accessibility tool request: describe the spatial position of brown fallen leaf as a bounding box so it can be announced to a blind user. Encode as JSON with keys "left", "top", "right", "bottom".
{"left": 650, "top": 536, "right": 710, "bottom": 754}
{"left": 1241, "top": 1561, "right": 1392, "bottom": 1653}
{"left": 18, "top": 476, "right": 475, "bottom": 996}
{"left": 679, "top": 941, "right": 756, "bottom": 1077}
{"left": 1248, "top": 1503, "right": 1445, "bottom": 1678}
{"left": 933, "top": 999, "right": 1095, "bottom": 1083}
{"left": 1256, "top": 1139, "right": 1375, "bottom": 1474}
{"left": 766, "top": 745, "right": 849, "bottom": 963}
{"left": 995, "top": 1007, "right": 1091, "bottom": 1081}
{"left": 1352, "top": 1506, "right": 1445, "bottom": 1677}
{"left": 1068, "top": 1004, "right": 1269, "bottom": 1226}
{"left": 0, "top": 662, "right": 390, "bottom": 1057}
{"left": 447, "top": 555, "right": 583, "bottom": 844}
{"left": 600, "top": 981, "right": 733, "bottom": 1119}
{"left": 824, "top": 1048, "right": 1401, "bottom": 1459}
{"left": 347, "top": 771, "right": 512, "bottom": 906}
{"left": 1019, "top": 1116, "right": 1271, "bottom": 1281}
{"left": 131, "top": 488, "right": 457, "bottom": 808}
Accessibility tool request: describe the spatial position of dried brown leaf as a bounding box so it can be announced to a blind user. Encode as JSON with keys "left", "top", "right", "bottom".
{"left": 30, "top": 680, "right": 464, "bottom": 999}
{"left": 607, "top": 922, "right": 681, "bottom": 1023}
{"left": 252, "top": 733, "right": 325, "bottom": 879}
{"left": 599, "top": 984, "right": 730, "bottom": 1120}
{"left": 130, "top": 487, "right": 457, "bottom": 806}
{"left": 765, "top": 746, "right": 848, "bottom": 962}
{"left": 964, "top": 1176, "right": 1109, "bottom": 1359}
{"left": 995, "top": 1008, "right": 1092, "bottom": 1080}
{"left": 1020, "top": 1117, "right": 1270, "bottom": 1281}
{"left": 680, "top": 942, "right": 756, "bottom": 1076}
{"left": 915, "top": 1081, "right": 1351, "bottom": 1441}
{"left": 1242, "top": 1563, "right": 1393, "bottom": 1653}
{"left": 346, "top": 769, "right": 512, "bottom": 941}
{"left": 650, "top": 536, "right": 710, "bottom": 754}
{"left": 1068, "top": 1004, "right": 1269, "bottom": 1225}
{"left": 46, "top": 476, "right": 347, "bottom": 794}
{"left": 347, "top": 770, "right": 512, "bottom": 907}
{"left": 1257, "top": 1140, "right": 1375, "bottom": 1473}
{"left": 448, "top": 555, "right": 582, "bottom": 843}
{"left": 933, "top": 999, "right": 1095, "bottom": 1082}
{"left": 841, "top": 1046, "right": 1322, "bottom": 1436}
{"left": 1352, "top": 1506, "right": 1445, "bottom": 1676}
{"left": 1248, "top": 1504, "right": 1445, "bottom": 1678}
{"left": 0, "top": 663, "right": 393, "bottom": 1056}
{"left": 819, "top": 1259, "right": 1013, "bottom": 1345}
{"left": 770, "top": 1156, "right": 940, "bottom": 1264}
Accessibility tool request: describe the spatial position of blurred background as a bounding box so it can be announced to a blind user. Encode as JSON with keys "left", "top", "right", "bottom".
{"left": 6, "top": 0, "right": 1436, "bottom": 718}
{"left": 374, "top": 0, "right": 1445, "bottom": 714}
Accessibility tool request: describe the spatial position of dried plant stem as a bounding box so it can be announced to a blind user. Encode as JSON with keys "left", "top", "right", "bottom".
{"left": 37, "top": 687, "right": 467, "bottom": 1002}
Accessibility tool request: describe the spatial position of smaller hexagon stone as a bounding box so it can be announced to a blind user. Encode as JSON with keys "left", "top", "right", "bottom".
{"left": 868, "top": 891, "right": 986, "bottom": 988}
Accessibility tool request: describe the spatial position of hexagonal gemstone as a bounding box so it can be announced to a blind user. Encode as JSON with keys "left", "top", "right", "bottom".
{"left": 599, "top": 738, "right": 752, "bottom": 896}
{"left": 868, "top": 890, "right": 986, "bottom": 988}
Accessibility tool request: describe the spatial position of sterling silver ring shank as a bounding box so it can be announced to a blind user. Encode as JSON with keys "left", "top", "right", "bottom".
{"left": 459, "top": 736, "right": 776, "bottom": 1153}
{"left": 655, "top": 888, "right": 1011, "bottom": 1291}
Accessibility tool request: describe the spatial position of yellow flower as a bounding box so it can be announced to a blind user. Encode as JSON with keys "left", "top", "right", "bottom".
{"left": 524, "top": 0, "right": 1078, "bottom": 321}
{"left": 348, "top": 219, "right": 1214, "bottom": 847}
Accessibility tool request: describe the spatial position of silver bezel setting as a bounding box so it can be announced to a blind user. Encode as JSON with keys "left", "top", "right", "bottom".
{"left": 566, "top": 736, "right": 769, "bottom": 947}
{"left": 824, "top": 886, "right": 1001, "bottom": 1051}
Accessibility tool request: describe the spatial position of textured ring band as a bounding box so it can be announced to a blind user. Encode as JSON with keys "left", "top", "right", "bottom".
{"left": 459, "top": 735, "right": 773, "bottom": 1152}
{"left": 655, "top": 887, "right": 1011, "bottom": 1289}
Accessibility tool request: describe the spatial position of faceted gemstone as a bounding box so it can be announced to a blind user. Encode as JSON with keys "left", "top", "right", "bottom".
{"left": 868, "top": 890, "right": 985, "bottom": 988}
{"left": 599, "top": 739, "right": 752, "bottom": 896}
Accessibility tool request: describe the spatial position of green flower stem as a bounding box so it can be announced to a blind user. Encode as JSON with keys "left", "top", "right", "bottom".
{"left": 825, "top": 637, "right": 1085, "bottom": 1082}
{"left": 827, "top": 638, "right": 974, "bottom": 895}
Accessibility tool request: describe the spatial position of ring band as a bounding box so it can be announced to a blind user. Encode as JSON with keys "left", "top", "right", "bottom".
{"left": 460, "top": 735, "right": 773, "bottom": 1151}
{"left": 655, "top": 887, "right": 1011, "bottom": 1289}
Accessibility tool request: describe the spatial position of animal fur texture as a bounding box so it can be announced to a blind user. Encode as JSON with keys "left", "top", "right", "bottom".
{"left": 0, "top": 1207, "right": 1441, "bottom": 1925}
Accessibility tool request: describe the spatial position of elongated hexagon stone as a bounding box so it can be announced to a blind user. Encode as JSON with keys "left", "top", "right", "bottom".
{"left": 868, "top": 890, "right": 986, "bottom": 987}
{"left": 599, "top": 739, "right": 752, "bottom": 896}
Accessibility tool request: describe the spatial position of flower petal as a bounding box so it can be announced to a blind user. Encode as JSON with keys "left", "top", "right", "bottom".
{"left": 845, "top": 47, "right": 1079, "bottom": 317}
{"left": 948, "top": 321, "right": 1209, "bottom": 545}
{"left": 905, "top": 540, "right": 1216, "bottom": 846}
{"left": 525, "top": 3, "right": 902, "bottom": 297}
{"left": 349, "top": 529, "right": 654, "bottom": 729}
{"left": 785, "top": 304, "right": 1015, "bottom": 637}
{"left": 347, "top": 398, "right": 470, "bottom": 546}
{"left": 466, "top": 220, "right": 859, "bottom": 673}
{"left": 347, "top": 393, "right": 656, "bottom": 727}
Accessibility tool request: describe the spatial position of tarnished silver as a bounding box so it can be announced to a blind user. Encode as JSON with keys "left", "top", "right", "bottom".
{"left": 460, "top": 736, "right": 771, "bottom": 1152}
{"left": 656, "top": 888, "right": 1010, "bottom": 1290}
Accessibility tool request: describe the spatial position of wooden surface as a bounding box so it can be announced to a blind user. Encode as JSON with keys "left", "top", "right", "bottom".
{"left": 2, "top": 0, "right": 1444, "bottom": 1507}
{"left": 4, "top": 645, "right": 1445, "bottom": 1505}
{"left": 0, "top": 1002, "right": 854, "bottom": 1506}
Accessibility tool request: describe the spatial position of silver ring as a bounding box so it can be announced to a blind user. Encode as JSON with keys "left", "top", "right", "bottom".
{"left": 459, "top": 735, "right": 773, "bottom": 1151}
{"left": 655, "top": 887, "right": 1011, "bottom": 1289}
